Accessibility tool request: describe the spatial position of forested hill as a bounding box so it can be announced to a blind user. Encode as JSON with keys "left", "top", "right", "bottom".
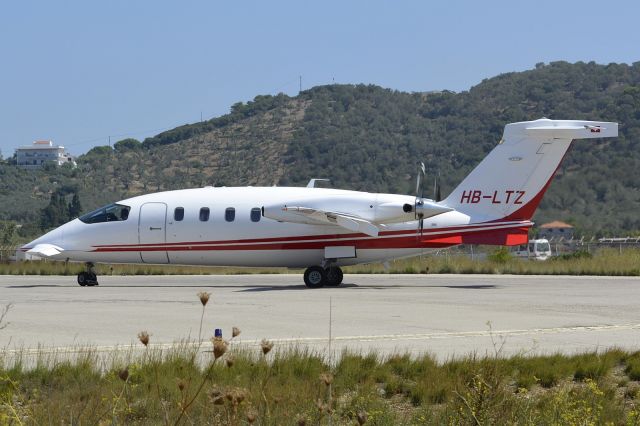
{"left": 1, "top": 61, "right": 640, "bottom": 237}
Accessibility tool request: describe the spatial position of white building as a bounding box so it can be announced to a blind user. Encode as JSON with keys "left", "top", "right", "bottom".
{"left": 15, "top": 140, "right": 76, "bottom": 169}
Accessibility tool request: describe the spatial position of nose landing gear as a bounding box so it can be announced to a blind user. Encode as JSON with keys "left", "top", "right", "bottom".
{"left": 77, "top": 262, "right": 98, "bottom": 286}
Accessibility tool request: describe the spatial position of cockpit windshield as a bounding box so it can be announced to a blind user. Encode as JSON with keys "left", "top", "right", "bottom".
{"left": 79, "top": 203, "right": 131, "bottom": 224}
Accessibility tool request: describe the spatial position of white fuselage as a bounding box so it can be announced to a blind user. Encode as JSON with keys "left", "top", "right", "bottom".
{"left": 25, "top": 186, "right": 500, "bottom": 268}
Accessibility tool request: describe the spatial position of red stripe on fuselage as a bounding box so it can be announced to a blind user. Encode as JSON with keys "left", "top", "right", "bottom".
{"left": 91, "top": 222, "right": 531, "bottom": 252}
{"left": 92, "top": 221, "right": 530, "bottom": 250}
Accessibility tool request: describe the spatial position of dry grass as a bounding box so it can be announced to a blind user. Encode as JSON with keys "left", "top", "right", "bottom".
{"left": 345, "top": 247, "right": 640, "bottom": 276}
{"left": 3, "top": 345, "right": 640, "bottom": 424}
{"left": 0, "top": 261, "right": 290, "bottom": 276}
{"left": 3, "top": 248, "right": 640, "bottom": 277}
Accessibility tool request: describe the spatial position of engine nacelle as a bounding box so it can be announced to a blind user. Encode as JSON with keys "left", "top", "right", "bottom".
{"left": 408, "top": 199, "right": 454, "bottom": 220}
{"left": 262, "top": 194, "right": 453, "bottom": 225}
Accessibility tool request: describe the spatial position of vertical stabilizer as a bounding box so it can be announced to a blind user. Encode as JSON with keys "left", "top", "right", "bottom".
{"left": 443, "top": 118, "right": 618, "bottom": 222}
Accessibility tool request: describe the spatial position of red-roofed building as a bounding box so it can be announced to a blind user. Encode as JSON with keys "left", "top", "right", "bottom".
{"left": 538, "top": 220, "right": 574, "bottom": 240}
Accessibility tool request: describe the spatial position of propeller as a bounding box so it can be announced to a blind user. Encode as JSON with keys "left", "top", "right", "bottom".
{"left": 415, "top": 162, "right": 426, "bottom": 236}
{"left": 414, "top": 164, "right": 448, "bottom": 238}
{"left": 433, "top": 171, "right": 442, "bottom": 202}
{"left": 415, "top": 162, "right": 426, "bottom": 200}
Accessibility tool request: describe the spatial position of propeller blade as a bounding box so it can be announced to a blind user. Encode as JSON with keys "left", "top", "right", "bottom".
{"left": 415, "top": 162, "right": 426, "bottom": 217}
{"left": 434, "top": 171, "right": 442, "bottom": 202}
{"left": 415, "top": 161, "right": 426, "bottom": 198}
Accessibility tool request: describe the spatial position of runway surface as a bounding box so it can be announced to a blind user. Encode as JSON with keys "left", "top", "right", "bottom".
{"left": 1, "top": 274, "right": 640, "bottom": 360}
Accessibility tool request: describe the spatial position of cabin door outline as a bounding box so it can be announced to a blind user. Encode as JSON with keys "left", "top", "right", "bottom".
{"left": 138, "top": 202, "right": 169, "bottom": 264}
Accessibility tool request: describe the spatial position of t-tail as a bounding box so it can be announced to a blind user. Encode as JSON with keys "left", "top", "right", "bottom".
{"left": 443, "top": 118, "right": 618, "bottom": 225}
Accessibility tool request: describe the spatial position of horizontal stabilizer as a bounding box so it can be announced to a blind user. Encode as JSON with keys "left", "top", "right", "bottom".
{"left": 27, "top": 244, "right": 65, "bottom": 258}
{"left": 521, "top": 120, "right": 618, "bottom": 139}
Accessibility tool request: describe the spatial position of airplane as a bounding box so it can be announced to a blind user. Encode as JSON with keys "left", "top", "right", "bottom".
{"left": 21, "top": 118, "right": 618, "bottom": 288}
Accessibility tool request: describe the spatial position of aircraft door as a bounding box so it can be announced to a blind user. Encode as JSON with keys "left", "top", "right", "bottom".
{"left": 138, "top": 202, "right": 169, "bottom": 264}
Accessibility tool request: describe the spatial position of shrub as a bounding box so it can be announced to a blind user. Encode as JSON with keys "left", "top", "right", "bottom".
{"left": 488, "top": 247, "right": 512, "bottom": 263}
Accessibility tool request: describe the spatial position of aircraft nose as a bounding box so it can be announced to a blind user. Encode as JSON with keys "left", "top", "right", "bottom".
{"left": 24, "top": 226, "right": 64, "bottom": 250}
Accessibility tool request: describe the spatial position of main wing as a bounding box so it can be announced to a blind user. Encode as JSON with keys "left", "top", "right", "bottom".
{"left": 282, "top": 206, "right": 381, "bottom": 237}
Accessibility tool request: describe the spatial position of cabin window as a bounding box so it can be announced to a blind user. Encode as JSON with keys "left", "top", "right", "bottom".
{"left": 250, "top": 207, "right": 261, "bottom": 222}
{"left": 79, "top": 203, "right": 130, "bottom": 224}
{"left": 174, "top": 207, "right": 184, "bottom": 221}
{"left": 199, "top": 207, "right": 210, "bottom": 222}
{"left": 225, "top": 207, "right": 235, "bottom": 222}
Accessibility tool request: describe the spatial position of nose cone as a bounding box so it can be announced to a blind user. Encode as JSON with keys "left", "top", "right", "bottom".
{"left": 21, "top": 220, "right": 75, "bottom": 259}
{"left": 23, "top": 226, "right": 64, "bottom": 250}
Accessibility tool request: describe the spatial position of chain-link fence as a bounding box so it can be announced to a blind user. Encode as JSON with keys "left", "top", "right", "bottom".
{"left": 0, "top": 245, "right": 21, "bottom": 262}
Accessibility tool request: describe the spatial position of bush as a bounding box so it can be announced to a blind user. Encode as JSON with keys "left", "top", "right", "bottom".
{"left": 488, "top": 247, "right": 512, "bottom": 263}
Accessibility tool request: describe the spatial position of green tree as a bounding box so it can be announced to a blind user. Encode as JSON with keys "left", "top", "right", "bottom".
{"left": 114, "top": 138, "right": 141, "bottom": 152}
{"left": 40, "top": 190, "right": 70, "bottom": 230}
{"left": 68, "top": 193, "right": 82, "bottom": 218}
{"left": 0, "top": 221, "right": 17, "bottom": 262}
{"left": 86, "top": 145, "right": 112, "bottom": 156}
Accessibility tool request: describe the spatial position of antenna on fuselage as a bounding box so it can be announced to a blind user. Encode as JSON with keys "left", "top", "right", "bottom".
{"left": 306, "top": 179, "right": 331, "bottom": 188}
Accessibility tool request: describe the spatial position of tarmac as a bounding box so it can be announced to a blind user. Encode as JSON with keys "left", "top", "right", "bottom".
{"left": 1, "top": 274, "right": 640, "bottom": 360}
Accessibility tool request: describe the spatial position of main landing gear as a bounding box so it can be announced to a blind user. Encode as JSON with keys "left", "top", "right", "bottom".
{"left": 77, "top": 262, "right": 99, "bottom": 287}
{"left": 303, "top": 264, "right": 344, "bottom": 288}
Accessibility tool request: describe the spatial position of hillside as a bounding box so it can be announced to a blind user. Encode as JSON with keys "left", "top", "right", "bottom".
{"left": 1, "top": 61, "right": 639, "bottom": 237}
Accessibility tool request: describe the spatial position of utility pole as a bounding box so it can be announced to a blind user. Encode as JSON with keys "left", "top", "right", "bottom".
{"left": 299, "top": 75, "right": 302, "bottom": 93}
{"left": 108, "top": 136, "right": 111, "bottom": 147}
{"left": 200, "top": 111, "right": 203, "bottom": 122}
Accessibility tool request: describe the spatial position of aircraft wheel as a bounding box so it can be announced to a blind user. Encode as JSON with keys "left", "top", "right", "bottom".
{"left": 87, "top": 273, "right": 99, "bottom": 286}
{"left": 78, "top": 271, "right": 98, "bottom": 286}
{"left": 304, "top": 266, "right": 326, "bottom": 288}
{"left": 325, "top": 266, "right": 343, "bottom": 286}
{"left": 77, "top": 272, "right": 88, "bottom": 286}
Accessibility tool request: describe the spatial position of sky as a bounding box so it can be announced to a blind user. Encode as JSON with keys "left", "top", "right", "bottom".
{"left": 0, "top": 0, "right": 638, "bottom": 157}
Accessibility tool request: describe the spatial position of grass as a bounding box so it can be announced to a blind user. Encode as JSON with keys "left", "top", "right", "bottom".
{"left": 3, "top": 247, "right": 640, "bottom": 276}
{"left": 349, "top": 247, "right": 640, "bottom": 276}
{"left": 4, "top": 345, "right": 640, "bottom": 424}
{"left": 0, "top": 261, "right": 291, "bottom": 276}
{"left": 3, "top": 290, "right": 640, "bottom": 424}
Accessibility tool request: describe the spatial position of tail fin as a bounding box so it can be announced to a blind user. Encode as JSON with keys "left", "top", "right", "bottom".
{"left": 443, "top": 118, "right": 618, "bottom": 222}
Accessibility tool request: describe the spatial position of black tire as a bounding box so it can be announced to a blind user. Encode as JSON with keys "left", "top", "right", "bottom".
{"left": 325, "top": 266, "right": 343, "bottom": 286}
{"left": 87, "top": 273, "right": 99, "bottom": 286}
{"left": 77, "top": 272, "right": 87, "bottom": 286}
{"left": 304, "top": 266, "right": 326, "bottom": 288}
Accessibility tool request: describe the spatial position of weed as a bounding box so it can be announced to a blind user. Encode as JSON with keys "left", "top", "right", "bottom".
{"left": 625, "top": 352, "right": 640, "bottom": 381}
